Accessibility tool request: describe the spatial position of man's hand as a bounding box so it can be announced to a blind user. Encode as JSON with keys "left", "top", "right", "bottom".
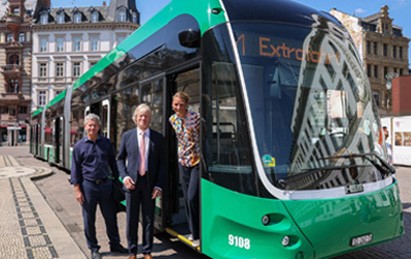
{"left": 74, "top": 184, "right": 84, "bottom": 205}
{"left": 151, "top": 188, "right": 162, "bottom": 199}
{"left": 123, "top": 177, "right": 136, "bottom": 190}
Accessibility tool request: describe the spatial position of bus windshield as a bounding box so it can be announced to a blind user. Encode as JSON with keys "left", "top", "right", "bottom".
{"left": 203, "top": 20, "right": 391, "bottom": 196}
{"left": 233, "top": 21, "right": 390, "bottom": 191}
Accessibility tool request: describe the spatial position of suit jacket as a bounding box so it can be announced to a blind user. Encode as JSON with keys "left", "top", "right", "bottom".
{"left": 117, "top": 128, "right": 165, "bottom": 190}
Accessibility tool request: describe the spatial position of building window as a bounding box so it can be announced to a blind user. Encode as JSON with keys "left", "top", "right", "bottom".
{"left": 393, "top": 46, "right": 397, "bottom": 58}
{"left": 399, "top": 47, "right": 403, "bottom": 59}
{"left": 90, "top": 61, "right": 97, "bottom": 68}
{"left": 383, "top": 44, "right": 388, "bottom": 56}
{"left": 91, "top": 11, "right": 99, "bottom": 23}
{"left": 373, "top": 42, "right": 377, "bottom": 55}
{"left": 373, "top": 92, "right": 380, "bottom": 107}
{"left": 384, "top": 66, "right": 388, "bottom": 77}
{"left": 116, "top": 33, "right": 126, "bottom": 46}
{"left": 116, "top": 9, "right": 127, "bottom": 22}
{"left": 38, "top": 91, "right": 46, "bottom": 106}
{"left": 366, "top": 41, "right": 371, "bottom": 54}
{"left": 72, "top": 36, "right": 81, "bottom": 51}
{"left": 13, "top": 7, "right": 20, "bottom": 15}
{"left": 374, "top": 65, "right": 378, "bottom": 79}
{"left": 9, "top": 54, "right": 19, "bottom": 65}
{"left": 57, "top": 12, "right": 65, "bottom": 24}
{"left": 6, "top": 33, "right": 13, "bottom": 42}
{"left": 39, "top": 63, "right": 47, "bottom": 77}
{"left": 73, "top": 62, "right": 81, "bottom": 77}
{"left": 18, "top": 33, "right": 25, "bottom": 43}
{"left": 89, "top": 35, "right": 99, "bottom": 51}
{"left": 399, "top": 69, "right": 403, "bottom": 76}
{"left": 367, "top": 64, "right": 371, "bottom": 77}
{"left": 56, "top": 37, "right": 65, "bottom": 52}
{"left": 40, "top": 38, "right": 48, "bottom": 52}
{"left": 18, "top": 106, "right": 27, "bottom": 114}
{"left": 74, "top": 12, "right": 82, "bottom": 23}
{"left": 56, "top": 62, "right": 64, "bottom": 77}
{"left": 40, "top": 13, "right": 48, "bottom": 24}
{"left": 132, "top": 12, "right": 138, "bottom": 23}
{"left": 8, "top": 79, "right": 19, "bottom": 93}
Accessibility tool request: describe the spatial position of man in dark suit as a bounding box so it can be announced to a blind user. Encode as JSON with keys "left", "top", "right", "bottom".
{"left": 117, "top": 103, "right": 165, "bottom": 259}
{"left": 71, "top": 113, "right": 127, "bottom": 259}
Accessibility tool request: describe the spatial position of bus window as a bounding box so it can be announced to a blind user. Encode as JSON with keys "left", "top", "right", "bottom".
{"left": 204, "top": 62, "right": 256, "bottom": 195}
{"left": 113, "top": 86, "right": 140, "bottom": 151}
{"left": 141, "top": 78, "right": 165, "bottom": 134}
{"left": 101, "top": 99, "right": 110, "bottom": 138}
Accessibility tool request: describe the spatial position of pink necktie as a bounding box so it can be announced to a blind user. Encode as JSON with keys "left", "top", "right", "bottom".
{"left": 139, "top": 132, "right": 146, "bottom": 176}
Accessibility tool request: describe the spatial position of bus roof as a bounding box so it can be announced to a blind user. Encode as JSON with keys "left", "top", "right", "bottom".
{"left": 71, "top": 0, "right": 226, "bottom": 92}
{"left": 31, "top": 107, "right": 44, "bottom": 117}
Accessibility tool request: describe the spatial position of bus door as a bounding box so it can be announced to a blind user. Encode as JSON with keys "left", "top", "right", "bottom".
{"left": 139, "top": 74, "right": 166, "bottom": 230}
{"left": 165, "top": 67, "right": 201, "bottom": 241}
{"left": 54, "top": 117, "right": 61, "bottom": 165}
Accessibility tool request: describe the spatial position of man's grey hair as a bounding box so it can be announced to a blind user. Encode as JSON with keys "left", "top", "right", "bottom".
{"left": 84, "top": 113, "right": 101, "bottom": 126}
{"left": 132, "top": 103, "right": 152, "bottom": 124}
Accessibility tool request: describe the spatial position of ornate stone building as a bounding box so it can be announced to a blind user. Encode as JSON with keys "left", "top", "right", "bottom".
{"left": 0, "top": 0, "right": 33, "bottom": 145}
{"left": 31, "top": 0, "right": 139, "bottom": 113}
{"left": 330, "top": 6, "right": 410, "bottom": 115}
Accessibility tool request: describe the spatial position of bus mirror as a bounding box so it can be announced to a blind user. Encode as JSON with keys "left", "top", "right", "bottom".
{"left": 179, "top": 29, "right": 200, "bottom": 48}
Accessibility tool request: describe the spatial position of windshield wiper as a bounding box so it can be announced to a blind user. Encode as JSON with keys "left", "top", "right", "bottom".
{"left": 321, "top": 152, "right": 395, "bottom": 176}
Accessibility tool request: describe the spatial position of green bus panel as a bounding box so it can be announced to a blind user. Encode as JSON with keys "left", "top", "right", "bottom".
{"left": 201, "top": 179, "right": 403, "bottom": 259}
{"left": 201, "top": 180, "right": 314, "bottom": 259}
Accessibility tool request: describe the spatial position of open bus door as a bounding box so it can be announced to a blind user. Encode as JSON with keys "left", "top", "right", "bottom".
{"left": 163, "top": 67, "right": 201, "bottom": 250}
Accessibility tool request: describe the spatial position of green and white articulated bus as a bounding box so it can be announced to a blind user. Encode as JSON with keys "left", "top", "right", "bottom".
{"left": 30, "top": 0, "right": 403, "bottom": 258}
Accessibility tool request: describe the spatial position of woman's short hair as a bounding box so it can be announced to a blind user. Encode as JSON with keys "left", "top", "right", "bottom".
{"left": 84, "top": 113, "right": 101, "bottom": 126}
{"left": 173, "top": 91, "right": 190, "bottom": 103}
{"left": 132, "top": 103, "right": 152, "bottom": 124}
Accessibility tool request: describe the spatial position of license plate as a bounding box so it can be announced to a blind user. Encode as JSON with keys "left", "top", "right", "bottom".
{"left": 350, "top": 233, "right": 373, "bottom": 247}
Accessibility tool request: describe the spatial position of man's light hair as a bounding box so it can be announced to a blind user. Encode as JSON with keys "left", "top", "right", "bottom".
{"left": 84, "top": 113, "right": 101, "bottom": 126}
{"left": 132, "top": 103, "right": 152, "bottom": 124}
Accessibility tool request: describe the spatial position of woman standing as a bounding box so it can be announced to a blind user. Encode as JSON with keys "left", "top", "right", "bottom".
{"left": 169, "top": 92, "right": 200, "bottom": 245}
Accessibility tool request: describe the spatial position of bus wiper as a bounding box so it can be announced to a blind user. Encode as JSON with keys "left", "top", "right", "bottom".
{"left": 321, "top": 153, "right": 395, "bottom": 176}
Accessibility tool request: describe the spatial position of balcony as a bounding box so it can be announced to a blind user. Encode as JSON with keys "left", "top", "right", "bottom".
{"left": 6, "top": 14, "right": 22, "bottom": 30}
{"left": 1, "top": 64, "right": 21, "bottom": 79}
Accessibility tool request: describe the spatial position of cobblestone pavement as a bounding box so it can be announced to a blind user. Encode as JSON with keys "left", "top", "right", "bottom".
{"left": 0, "top": 149, "right": 85, "bottom": 259}
{"left": 0, "top": 146, "right": 410, "bottom": 258}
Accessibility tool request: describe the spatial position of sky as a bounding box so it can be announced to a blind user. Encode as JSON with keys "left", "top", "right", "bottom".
{"left": 52, "top": 0, "right": 411, "bottom": 64}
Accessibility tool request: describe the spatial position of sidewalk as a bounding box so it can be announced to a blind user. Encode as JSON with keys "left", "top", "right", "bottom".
{"left": 0, "top": 152, "right": 86, "bottom": 259}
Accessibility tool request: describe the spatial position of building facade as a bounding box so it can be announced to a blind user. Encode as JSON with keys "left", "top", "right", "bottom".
{"left": 31, "top": 0, "right": 139, "bottom": 114}
{"left": 0, "top": 0, "right": 33, "bottom": 145}
{"left": 330, "top": 6, "right": 410, "bottom": 115}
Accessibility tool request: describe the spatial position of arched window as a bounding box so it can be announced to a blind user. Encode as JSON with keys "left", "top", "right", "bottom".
{"left": 6, "top": 33, "right": 13, "bottom": 42}
{"left": 18, "top": 33, "right": 25, "bottom": 43}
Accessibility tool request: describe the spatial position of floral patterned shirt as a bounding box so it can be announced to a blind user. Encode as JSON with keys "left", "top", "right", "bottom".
{"left": 169, "top": 110, "right": 200, "bottom": 167}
